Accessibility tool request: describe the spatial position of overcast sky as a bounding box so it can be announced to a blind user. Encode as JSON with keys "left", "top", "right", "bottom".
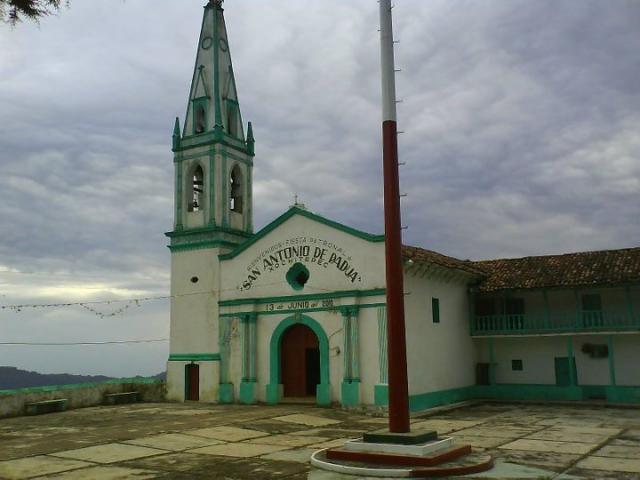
{"left": 1, "top": 0, "right": 639, "bottom": 377}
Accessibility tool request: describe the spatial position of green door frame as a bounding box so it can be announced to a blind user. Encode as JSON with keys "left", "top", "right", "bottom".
{"left": 266, "top": 314, "right": 331, "bottom": 406}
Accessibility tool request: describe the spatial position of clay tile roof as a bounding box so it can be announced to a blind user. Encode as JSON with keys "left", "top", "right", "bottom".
{"left": 402, "top": 245, "right": 486, "bottom": 277}
{"left": 473, "top": 247, "right": 640, "bottom": 292}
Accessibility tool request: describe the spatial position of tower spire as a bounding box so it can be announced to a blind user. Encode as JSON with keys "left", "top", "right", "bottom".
{"left": 180, "top": 0, "right": 245, "bottom": 144}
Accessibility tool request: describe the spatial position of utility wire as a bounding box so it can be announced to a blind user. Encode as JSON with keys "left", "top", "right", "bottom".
{"left": 0, "top": 339, "right": 169, "bottom": 346}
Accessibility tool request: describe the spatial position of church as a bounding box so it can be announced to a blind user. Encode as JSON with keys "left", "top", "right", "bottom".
{"left": 166, "top": 0, "right": 640, "bottom": 410}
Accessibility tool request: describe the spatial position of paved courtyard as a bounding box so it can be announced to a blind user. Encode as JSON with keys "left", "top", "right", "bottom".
{"left": 0, "top": 401, "right": 638, "bottom": 479}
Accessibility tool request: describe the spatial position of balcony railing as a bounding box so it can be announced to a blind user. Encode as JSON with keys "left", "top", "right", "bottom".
{"left": 472, "top": 310, "right": 640, "bottom": 336}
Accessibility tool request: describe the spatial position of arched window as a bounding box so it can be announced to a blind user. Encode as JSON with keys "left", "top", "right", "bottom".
{"left": 230, "top": 166, "right": 243, "bottom": 213}
{"left": 195, "top": 105, "right": 206, "bottom": 134}
{"left": 189, "top": 165, "right": 204, "bottom": 212}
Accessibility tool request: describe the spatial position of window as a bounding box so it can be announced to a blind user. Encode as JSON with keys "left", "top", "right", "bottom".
{"left": 511, "top": 359, "right": 523, "bottom": 371}
{"left": 229, "top": 166, "right": 243, "bottom": 213}
{"left": 475, "top": 298, "right": 496, "bottom": 316}
{"left": 188, "top": 165, "right": 204, "bottom": 212}
{"left": 504, "top": 297, "right": 525, "bottom": 330}
{"left": 504, "top": 298, "right": 524, "bottom": 315}
{"left": 195, "top": 105, "right": 206, "bottom": 134}
{"left": 581, "top": 293, "right": 603, "bottom": 327}
{"left": 286, "top": 263, "right": 310, "bottom": 291}
{"left": 432, "top": 298, "right": 440, "bottom": 324}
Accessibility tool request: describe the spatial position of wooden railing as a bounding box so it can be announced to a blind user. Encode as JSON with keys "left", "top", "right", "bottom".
{"left": 472, "top": 311, "right": 639, "bottom": 335}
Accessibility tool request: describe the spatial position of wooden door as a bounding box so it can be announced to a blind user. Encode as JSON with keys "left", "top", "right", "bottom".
{"left": 186, "top": 364, "right": 199, "bottom": 401}
{"left": 281, "top": 324, "right": 320, "bottom": 397}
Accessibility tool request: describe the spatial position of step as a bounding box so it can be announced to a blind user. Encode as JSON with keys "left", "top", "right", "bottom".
{"left": 341, "top": 437, "right": 454, "bottom": 456}
{"left": 326, "top": 443, "right": 471, "bottom": 467}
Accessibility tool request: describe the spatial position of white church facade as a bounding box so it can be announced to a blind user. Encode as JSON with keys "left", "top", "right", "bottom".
{"left": 166, "top": 0, "right": 640, "bottom": 410}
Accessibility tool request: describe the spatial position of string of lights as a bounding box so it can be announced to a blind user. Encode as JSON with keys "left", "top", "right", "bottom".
{"left": 0, "top": 339, "right": 169, "bottom": 346}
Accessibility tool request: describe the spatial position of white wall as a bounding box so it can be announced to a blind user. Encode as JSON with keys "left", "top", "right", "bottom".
{"left": 613, "top": 334, "right": 640, "bottom": 386}
{"left": 403, "top": 271, "right": 476, "bottom": 395}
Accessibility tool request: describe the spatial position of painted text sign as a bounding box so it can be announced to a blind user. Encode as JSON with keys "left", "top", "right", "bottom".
{"left": 238, "top": 236, "right": 363, "bottom": 291}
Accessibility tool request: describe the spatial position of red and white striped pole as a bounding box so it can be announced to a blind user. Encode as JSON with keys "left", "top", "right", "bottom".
{"left": 380, "top": 0, "right": 410, "bottom": 433}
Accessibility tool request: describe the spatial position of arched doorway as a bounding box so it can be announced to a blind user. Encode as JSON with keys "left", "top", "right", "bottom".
{"left": 280, "top": 324, "right": 320, "bottom": 397}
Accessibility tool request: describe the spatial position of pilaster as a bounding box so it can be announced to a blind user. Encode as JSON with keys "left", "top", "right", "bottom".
{"left": 239, "top": 313, "right": 258, "bottom": 404}
{"left": 341, "top": 306, "right": 360, "bottom": 407}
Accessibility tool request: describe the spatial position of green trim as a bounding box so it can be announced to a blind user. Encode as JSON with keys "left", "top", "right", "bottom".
{"left": 219, "top": 207, "right": 384, "bottom": 261}
{"left": 239, "top": 381, "right": 257, "bottom": 404}
{"left": 219, "top": 383, "right": 233, "bottom": 404}
{"left": 373, "top": 383, "right": 640, "bottom": 411}
{"left": 168, "top": 240, "right": 240, "bottom": 252}
{"left": 266, "top": 314, "right": 331, "bottom": 406}
{"left": 222, "top": 153, "right": 228, "bottom": 227}
{"left": 166, "top": 225, "right": 252, "bottom": 239}
{"left": 566, "top": 337, "right": 576, "bottom": 386}
{"left": 488, "top": 338, "right": 496, "bottom": 385}
{"left": 219, "top": 288, "right": 385, "bottom": 307}
{"left": 608, "top": 335, "right": 616, "bottom": 386}
{"left": 286, "top": 262, "right": 310, "bottom": 291}
{"left": 377, "top": 307, "right": 388, "bottom": 384}
{"left": 374, "top": 384, "right": 388, "bottom": 406}
{"left": 220, "top": 302, "right": 385, "bottom": 318}
{"left": 208, "top": 154, "right": 216, "bottom": 226}
{"left": 0, "top": 377, "right": 162, "bottom": 396}
{"left": 168, "top": 353, "right": 221, "bottom": 362}
{"left": 341, "top": 380, "right": 360, "bottom": 407}
{"left": 475, "top": 384, "right": 583, "bottom": 402}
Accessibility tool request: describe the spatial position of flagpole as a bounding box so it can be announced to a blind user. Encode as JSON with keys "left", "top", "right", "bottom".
{"left": 380, "top": 0, "right": 410, "bottom": 433}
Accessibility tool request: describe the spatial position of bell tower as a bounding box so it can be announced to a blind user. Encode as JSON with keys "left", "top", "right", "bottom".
{"left": 169, "top": 0, "right": 254, "bottom": 245}
{"left": 166, "top": 0, "right": 254, "bottom": 403}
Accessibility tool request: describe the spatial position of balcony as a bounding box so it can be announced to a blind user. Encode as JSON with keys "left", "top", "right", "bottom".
{"left": 471, "top": 310, "right": 640, "bottom": 336}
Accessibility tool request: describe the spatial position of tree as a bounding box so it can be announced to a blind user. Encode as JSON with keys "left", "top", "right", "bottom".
{"left": 1, "top": 0, "right": 66, "bottom": 25}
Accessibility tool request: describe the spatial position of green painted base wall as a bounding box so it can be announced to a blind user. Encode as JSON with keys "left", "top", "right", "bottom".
{"left": 265, "top": 384, "right": 280, "bottom": 405}
{"left": 373, "top": 383, "right": 640, "bottom": 412}
{"left": 239, "top": 381, "right": 257, "bottom": 404}
{"left": 341, "top": 381, "right": 360, "bottom": 407}
{"left": 374, "top": 384, "right": 388, "bottom": 407}
{"left": 218, "top": 383, "right": 234, "bottom": 404}
{"left": 317, "top": 383, "right": 331, "bottom": 407}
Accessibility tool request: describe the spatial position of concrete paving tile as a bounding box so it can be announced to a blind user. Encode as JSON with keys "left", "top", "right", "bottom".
{"left": 260, "top": 448, "right": 315, "bottom": 464}
{"left": 245, "top": 434, "right": 329, "bottom": 447}
{"left": 183, "top": 425, "right": 269, "bottom": 442}
{"left": 591, "top": 444, "right": 640, "bottom": 459}
{"left": 499, "top": 438, "right": 595, "bottom": 455}
{"left": 307, "top": 438, "right": 358, "bottom": 449}
{"left": 188, "top": 442, "right": 290, "bottom": 458}
{"left": 124, "top": 432, "right": 224, "bottom": 451}
{"left": 621, "top": 429, "right": 640, "bottom": 441}
{"left": 455, "top": 426, "right": 535, "bottom": 439}
{"left": 49, "top": 443, "right": 165, "bottom": 464}
{"left": 577, "top": 455, "right": 640, "bottom": 473}
{"left": 525, "top": 429, "right": 612, "bottom": 444}
{"left": 223, "top": 457, "right": 310, "bottom": 478}
{"left": 0, "top": 456, "right": 92, "bottom": 479}
{"left": 120, "top": 452, "right": 234, "bottom": 475}
{"left": 555, "top": 425, "right": 621, "bottom": 435}
{"left": 492, "top": 449, "right": 581, "bottom": 472}
{"left": 611, "top": 438, "right": 640, "bottom": 447}
{"left": 449, "top": 434, "right": 510, "bottom": 449}
{"left": 35, "top": 466, "right": 159, "bottom": 479}
{"left": 160, "top": 409, "right": 213, "bottom": 416}
{"left": 409, "top": 419, "right": 481, "bottom": 433}
{"left": 463, "top": 459, "right": 582, "bottom": 479}
{"left": 272, "top": 414, "right": 341, "bottom": 427}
